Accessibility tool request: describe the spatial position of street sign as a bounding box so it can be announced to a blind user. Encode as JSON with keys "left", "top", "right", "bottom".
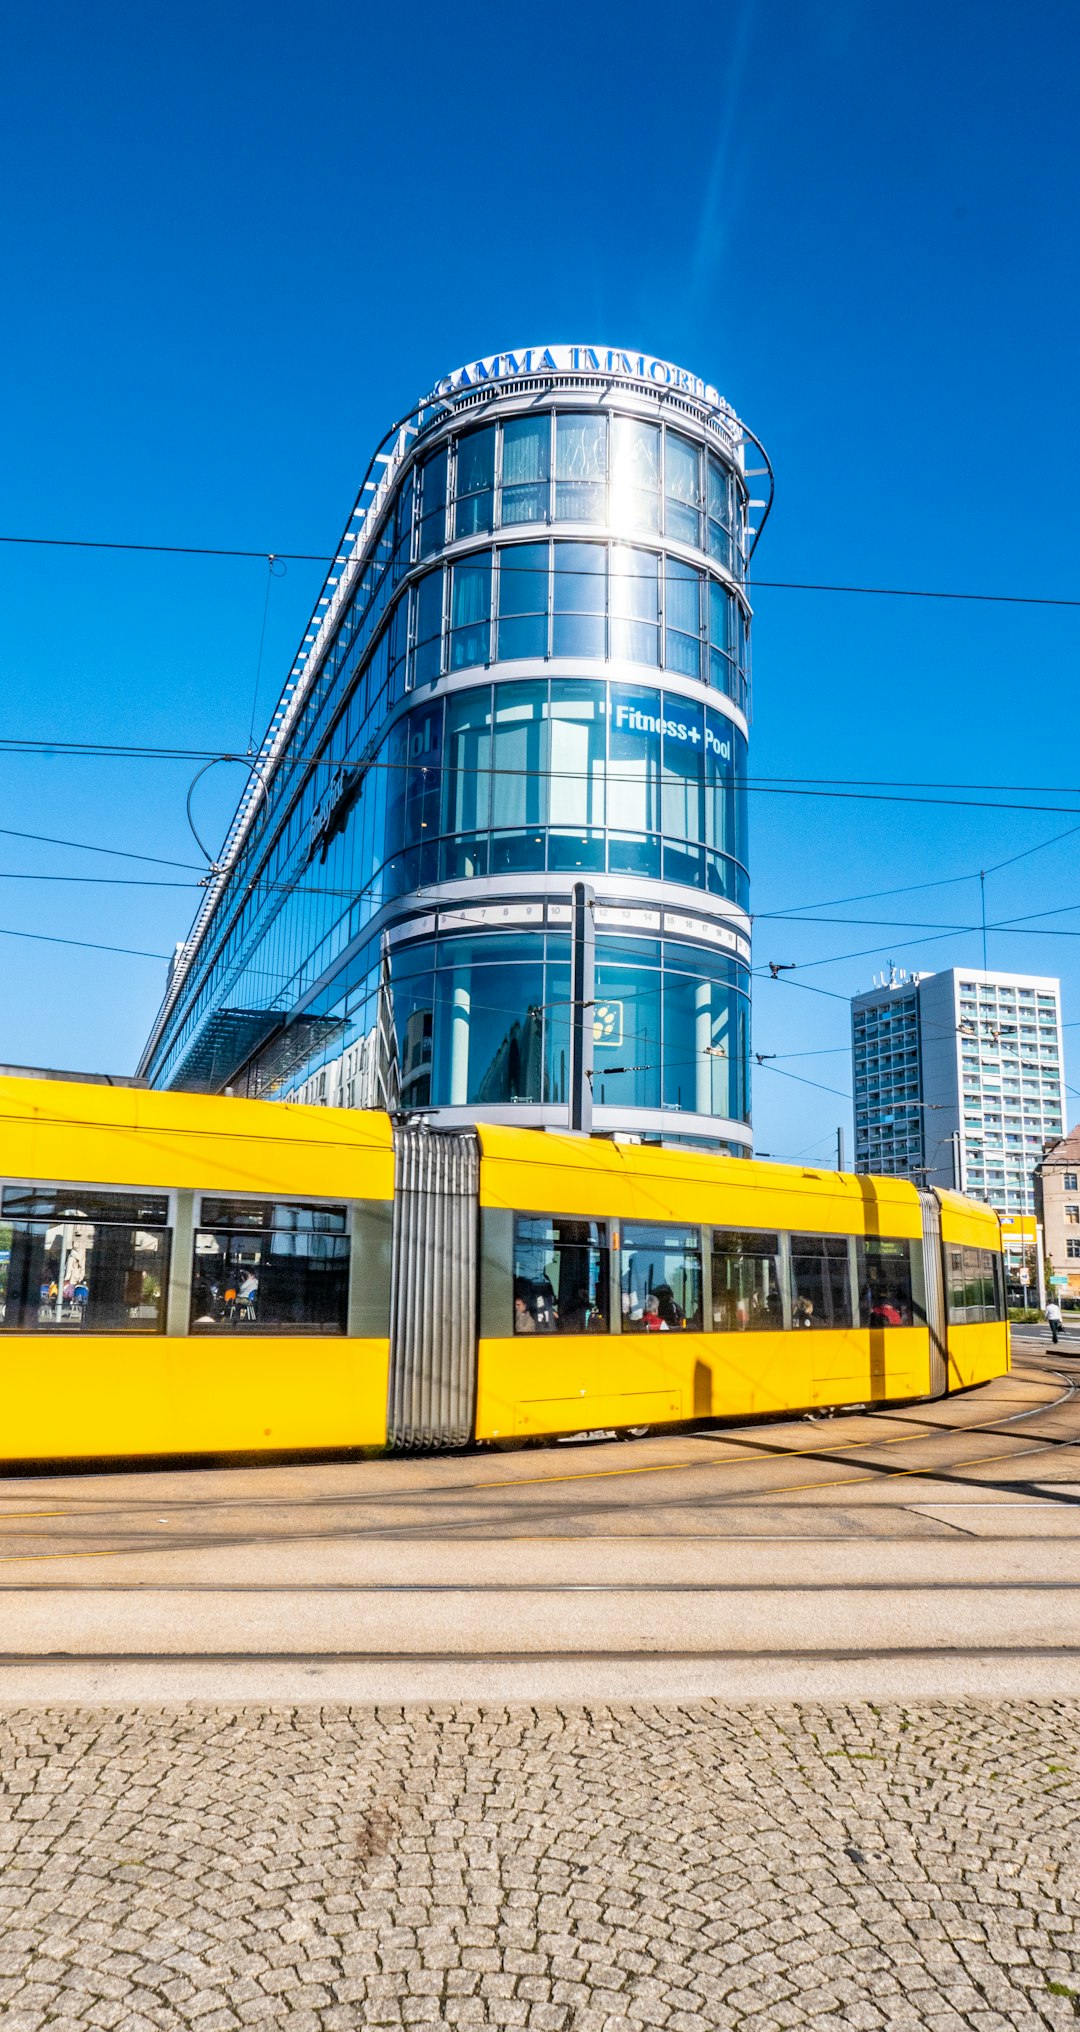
{"left": 1050, "top": 1275, "right": 1069, "bottom": 1287}
{"left": 1018, "top": 1267, "right": 1030, "bottom": 1285}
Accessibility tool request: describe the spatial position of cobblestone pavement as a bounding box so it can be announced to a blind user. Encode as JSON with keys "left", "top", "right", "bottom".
{"left": 1, "top": 1703, "right": 1079, "bottom": 2030}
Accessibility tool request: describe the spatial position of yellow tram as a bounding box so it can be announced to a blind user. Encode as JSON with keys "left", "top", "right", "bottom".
{"left": 0, "top": 1073, "right": 1008, "bottom": 1461}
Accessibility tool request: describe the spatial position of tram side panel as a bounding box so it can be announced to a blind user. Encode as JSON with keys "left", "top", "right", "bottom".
{"left": 0, "top": 1078, "right": 395, "bottom": 1460}
{"left": 937, "top": 1192, "right": 1011, "bottom": 1391}
{"left": 474, "top": 1128, "right": 942, "bottom": 1442}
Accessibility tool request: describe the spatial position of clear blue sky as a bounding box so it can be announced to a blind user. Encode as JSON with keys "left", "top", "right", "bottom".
{"left": 2, "top": 0, "right": 1079, "bottom": 1158}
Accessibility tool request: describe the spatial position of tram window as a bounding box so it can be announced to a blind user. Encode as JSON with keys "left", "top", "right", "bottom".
{"left": 789, "top": 1234, "right": 853, "bottom": 1330}
{"left": 711, "top": 1229, "right": 783, "bottom": 1332}
{"left": 190, "top": 1199, "right": 349, "bottom": 1334}
{"left": 621, "top": 1222, "right": 702, "bottom": 1332}
{"left": 946, "top": 1244, "right": 1000, "bottom": 1324}
{"left": 857, "top": 1238, "right": 921, "bottom": 1328}
{"left": 512, "top": 1216, "right": 609, "bottom": 1334}
{"left": 0, "top": 1185, "right": 170, "bottom": 1334}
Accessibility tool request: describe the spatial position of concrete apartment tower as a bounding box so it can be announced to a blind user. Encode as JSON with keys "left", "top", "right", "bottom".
{"left": 851, "top": 967, "right": 1064, "bottom": 1216}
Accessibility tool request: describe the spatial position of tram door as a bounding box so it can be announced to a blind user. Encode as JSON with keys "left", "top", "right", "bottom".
{"left": 918, "top": 1189, "right": 948, "bottom": 1397}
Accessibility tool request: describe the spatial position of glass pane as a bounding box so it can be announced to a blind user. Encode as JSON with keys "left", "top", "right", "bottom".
{"left": 434, "top": 959, "right": 546, "bottom": 1105}
{"left": 790, "top": 1234, "right": 853, "bottom": 1329}
{"left": 555, "top": 414, "right": 607, "bottom": 521}
{"left": 449, "top": 554, "right": 492, "bottom": 669}
{"left": 857, "top": 1238, "right": 919, "bottom": 1327}
{"left": 501, "top": 415, "right": 550, "bottom": 526}
{"left": 552, "top": 541, "right": 606, "bottom": 657}
{"left": 547, "top": 680, "right": 606, "bottom": 830}
{"left": 443, "top": 685, "right": 491, "bottom": 835}
{"left": 412, "top": 568, "right": 444, "bottom": 686}
{"left": 455, "top": 426, "right": 495, "bottom": 536}
{"left": 711, "top": 1230, "right": 784, "bottom": 1331}
{"left": 591, "top": 955, "right": 662, "bottom": 1110}
{"left": 491, "top": 681, "right": 548, "bottom": 832}
{"left": 661, "top": 694, "right": 704, "bottom": 842}
{"left": 1, "top": 1219, "right": 169, "bottom": 1333}
{"left": 513, "top": 1215, "right": 609, "bottom": 1334}
{"left": 608, "top": 685, "right": 662, "bottom": 835}
{"left": 621, "top": 1222, "right": 702, "bottom": 1331}
{"left": 610, "top": 546, "right": 659, "bottom": 664}
{"left": 663, "top": 969, "right": 739, "bottom": 1115}
{"left": 497, "top": 541, "right": 548, "bottom": 660}
{"left": 2, "top": 1187, "right": 168, "bottom": 1224}
{"left": 417, "top": 447, "right": 448, "bottom": 558}
{"left": 665, "top": 559, "right": 702, "bottom": 678}
{"left": 191, "top": 1219, "right": 349, "bottom": 1334}
{"left": 610, "top": 416, "right": 660, "bottom": 534}
{"left": 664, "top": 431, "right": 702, "bottom": 545}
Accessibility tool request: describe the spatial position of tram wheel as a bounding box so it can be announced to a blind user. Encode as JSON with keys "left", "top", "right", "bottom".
{"left": 620, "top": 1425, "right": 652, "bottom": 1441}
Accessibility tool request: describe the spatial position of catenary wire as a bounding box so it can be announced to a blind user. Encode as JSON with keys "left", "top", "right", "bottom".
{"left": 6, "top": 526, "right": 1080, "bottom": 610}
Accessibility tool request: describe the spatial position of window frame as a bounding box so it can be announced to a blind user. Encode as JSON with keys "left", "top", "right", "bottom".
{"left": 189, "top": 1191, "right": 354, "bottom": 1337}
{"left": 0, "top": 1175, "right": 175, "bottom": 1337}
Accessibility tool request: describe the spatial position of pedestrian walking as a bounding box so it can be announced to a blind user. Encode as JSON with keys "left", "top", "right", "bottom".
{"left": 1046, "top": 1298, "right": 1063, "bottom": 1344}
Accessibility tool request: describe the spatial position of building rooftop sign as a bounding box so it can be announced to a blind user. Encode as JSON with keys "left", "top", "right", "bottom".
{"left": 430, "top": 345, "right": 737, "bottom": 428}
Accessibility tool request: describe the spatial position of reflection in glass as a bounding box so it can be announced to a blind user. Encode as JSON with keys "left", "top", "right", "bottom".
{"left": 665, "top": 559, "right": 702, "bottom": 677}
{"left": 449, "top": 554, "right": 492, "bottom": 669}
{"left": 553, "top": 542, "right": 606, "bottom": 657}
{"left": 621, "top": 1222, "right": 702, "bottom": 1330}
{"left": 190, "top": 1201, "right": 349, "bottom": 1335}
{"left": 412, "top": 569, "right": 444, "bottom": 686}
{"left": 0, "top": 1189, "right": 170, "bottom": 1335}
{"left": 501, "top": 416, "right": 550, "bottom": 526}
{"left": 513, "top": 1216, "right": 610, "bottom": 1334}
{"left": 491, "top": 683, "right": 548, "bottom": 834}
{"left": 608, "top": 685, "right": 661, "bottom": 838}
{"left": 496, "top": 541, "right": 547, "bottom": 660}
{"left": 664, "top": 431, "right": 703, "bottom": 545}
{"left": 712, "top": 1230, "right": 784, "bottom": 1331}
{"left": 417, "top": 446, "right": 448, "bottom": 558}
{"left": 610, "top": 416, "right": 660, "bottom": 533}
{"left": 789, "top": 1235, "right": 853, "bottom": 1329}
{"left": 455, "top": 426, "right": 496, "bottom": 537}
{"left": 443, "top": 686, "right": 491, "bottom": 836}
{"left": 555, "top": 414, "right": 607, "bottom": 521}
{"left": 610, "top": 546, "right": 659, "bottom": 664}
{"left": 547, "top": 681, "right": 605, "bottom": 831}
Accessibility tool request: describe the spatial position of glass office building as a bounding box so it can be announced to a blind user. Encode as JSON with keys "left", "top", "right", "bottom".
{"left": 139, "top": 346, "right": 769, "bottom": 1148}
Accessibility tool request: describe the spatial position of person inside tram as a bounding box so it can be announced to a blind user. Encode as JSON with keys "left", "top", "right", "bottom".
{"left": 641, "top": 1294, "right": 669, "bottom": 1331}
{"left": 654, "top": 1282, "right": 685, "bottom": 1329}
{"left": 558, "top": 1287, "right": 597, "bottom": 1335}
{"left": 513, "top": 1294, "right": 537, "bottom": 1333}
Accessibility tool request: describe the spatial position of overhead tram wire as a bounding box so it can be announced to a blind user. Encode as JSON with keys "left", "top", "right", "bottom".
{"left": 3, "top": 733, "right": 1080, "bottom": 815}
{"left": 6, "top": 525, "right": 1080, "bottom": 610}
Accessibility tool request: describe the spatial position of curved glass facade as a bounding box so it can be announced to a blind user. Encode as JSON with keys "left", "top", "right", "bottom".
{"left": 140, "top": 347, "right": 767, "bottom": 1149}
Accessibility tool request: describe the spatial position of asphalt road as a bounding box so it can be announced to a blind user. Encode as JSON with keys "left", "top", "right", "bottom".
{"left": 0, "top": 1331, "right": 1078, "bottom": 1699}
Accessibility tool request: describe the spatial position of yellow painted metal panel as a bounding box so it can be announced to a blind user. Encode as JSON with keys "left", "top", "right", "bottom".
{"left": 477, "top": 1125, "right": 924, "bottom": 1239}
{"left": 0, "top": 1077, "right": 394, "bottom": 1203}
{"left": 476, "top": 1325, "right": 932, "bottom": 1441}
{"left": 946, "top": 1322, "right": 1011, "bottom": 1392}
{"left": 0, "top": 1335, "right": 390, "bottom": 1460}
{"left": 937, "top": 1192, "right": 1004, "bottom": 1252}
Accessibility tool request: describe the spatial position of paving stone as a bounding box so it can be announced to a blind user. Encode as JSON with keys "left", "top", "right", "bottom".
{"left": 0, "top": 1703, "right": 1078, "bottom": 2026}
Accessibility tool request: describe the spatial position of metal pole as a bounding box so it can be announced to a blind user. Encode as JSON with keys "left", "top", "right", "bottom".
{"left": 568, "top": 881, "right": 595, "bottom": 1135}
{"left": 836, "top": 1125, "right": 846, "bottom": 1172}
{"left": 1036, "top": 1221, "right": 1047, "bottom": 1311}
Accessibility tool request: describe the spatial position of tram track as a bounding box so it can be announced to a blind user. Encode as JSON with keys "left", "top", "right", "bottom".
{"left": 0, "top": 1362, "right": 1071, "bottom": 1544}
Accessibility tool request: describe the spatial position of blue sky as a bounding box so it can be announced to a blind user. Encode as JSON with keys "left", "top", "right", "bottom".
{"left": 2, "top": 0, "right": 1078, "bottom": 1158}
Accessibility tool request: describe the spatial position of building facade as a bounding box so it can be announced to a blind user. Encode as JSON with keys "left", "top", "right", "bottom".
{"left": 851, "top": 967, "right": 1065, "bottom": 1215}
{"left": 1036, "top": 1130, "right": 1080, "bottom": 1301}
{"left": 139, "top": 347, "right": 767, "bottom": 1148}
